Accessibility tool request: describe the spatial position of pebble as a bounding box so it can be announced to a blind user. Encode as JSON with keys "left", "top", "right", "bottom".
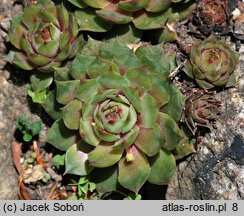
{"left": 0, "top": 18, "right": 11, "bottom": 31}
{"left": 239, "top": 112, "right": 244, "bottom": 127}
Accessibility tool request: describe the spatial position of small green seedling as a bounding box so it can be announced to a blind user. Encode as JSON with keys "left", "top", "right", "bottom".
{"left": 68, "top": 177, "right": 96, "bottom": 200}
{"left": 42, "top": 173, "right": 51, "bottom": 183}
{"left": 51, "top": 154, "right": 65, "bottom": 169}
{"left": 26, "top": 152, "right": 37, "bottom": 164}
{"left": 123, "top": 192, "right": 142, "bottom": 200}
{"left": 17, "top": 114, "right": 42, "bottom": 142}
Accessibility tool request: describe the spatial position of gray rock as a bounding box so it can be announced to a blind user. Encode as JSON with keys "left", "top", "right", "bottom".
{"left": 0, "top": 0, "right": 25, "bottom": 200}
{"left": 0, "top": 18, "right": 12, "bottom": 32}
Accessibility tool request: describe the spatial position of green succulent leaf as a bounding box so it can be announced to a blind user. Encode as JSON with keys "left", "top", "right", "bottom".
{"left": 140, "top": 93, "right": 158, "bottom": 128}
{"left": 96, "top": 4, "right": 133, "bottom": 24}
{"left": 27, "top": 52, "right": 51, "bottom": 67}
{"left": 135, "top": 124, "right": 164, "bottom": 156}
{"left": 157, "top": 113, "right": 183, "bottom": 150}
{"left": 82, "top": 0, "right": 110, "bottom": 8}
{"left": 30, "top": 72, "right": 53, "bottom": 92}
{"left": 62, "top": 99, "right": 82, "bottom": 130}
{"left": 27, "top": 86, "right": 47, "bottom": 104}
{"left": 133, "top": 8, "right": 172, "bottom": 30}
{"left": 93, "top": 125, "right": 121, "bottom": 142}
{"left": 8, "top": 15, "right": 27, "bottom": 49}
{"left": 88, "top": 142, "right": 123, "bottom": 168}
{"left": 91, "top": 165, "right": 119, "bottom": 193}
{"left": 160, "top": 83, "right": 184, "bottom": 122}
{"left": 122, "top": 86, "right": 142, "bottom": 112}
{"left": 148, "top": 148, "right": 176, "bottom": 184}
{"left": 79, "top": 119, "right": 100, "bottom": 146}
{"left": 118, "top": 146, "right": 150, "bottom": 193}
{"left": 135, "top": 44, "right": 171, "bottom": 76}
{"left": 125, "top": 67, "right": 151, "bottom": 94}
{"left": 75, "top": 8, "right": 112, "bottom": 32}
{"left": 146, "top": 0, "right": 172, "bottom": 12}
{"left": 31, "top": 120, "right": 43, "bottom": 136}
{"left": 54, "top": 66, "right": 71, "bottom": 81}
{"left": 176, "top": 1, "right": 196, "bottom": 21}
{"left": 65, "top": 142, "right": 93, "bottom": 176}
{"left": 42, "top": 90, "right": 62, "bottom": 120}
{"left": 157, "top": 23, "right": 178, "bottom": 43}
{"left": 70, "top": 34, "right": 85, "bottom": 58}
{"left": 55, "top": 46, "right": 72, "bottom": 63}
{"left": 75, "top": 79, "right": 102, "bottom": 102}
{"left": 115, "top": 128, "right": 139, "bottom": 150}
{"left": 70, "top": 55, "right": 96, "bottom": 80}
{"left": 79, "top": 37, "right": 104, "bottom": 56}
{"left": 182, "top": 60, "right": 194, "bottom": 78}
{"left": 103, "top": 24, "right": 142, "bottom": 44}
{"left": 7, "top": 51, "right": 34, "bottom": 71}
{"left": 67, "top": 0, "right": 88, "bottom": 8}
{"left": 121, "top": 106, "right": 137, "bottom": 134}
{"left": 38, "top": 40, "right": 60, "bottom": 58}
{"left": 113, "top": 52, "right": 143, "bottom": 69}
{"left": 97, "top": 73, "right": 129, "bottom": 89}
{"left": 118, "top": 0, "right": 149, "bottom": 12}
{"left": 148, "top": 77, "right": 170, "bottom": 108}
{"left": 196, "top": 79, "right": 214, "bottom": 89}
{"left": 99, "top": 39, "right": 133, "bottom": 61}
{"left": 40, "top": 6, "right": 60, "bottom": 28}
{"left": 46, "top": 119, "right": 77, "bottom": 151}
{"left": 225, "top": 73, "right": 237, "bottom": 88}
{"left": 56, "top": 80, "right": 80, "bottom": 105}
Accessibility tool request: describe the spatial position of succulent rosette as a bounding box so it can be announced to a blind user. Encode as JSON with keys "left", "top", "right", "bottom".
{"left": 181, "top": 87, "right": 221, "bottom": 135}
{"left": 7, "top": 0, "right": 83, "bottom": 72}
{"left": 193, "top": 0, "right": 230, "bottom": 34}
{"left": 183, "top": 35, "right": 240, "bottom": 89}
{"left": 46, "top": 38, "right": 193, "bottom": 193}
{"left": 67, "top": 0, "right": 195, "bottom": 32}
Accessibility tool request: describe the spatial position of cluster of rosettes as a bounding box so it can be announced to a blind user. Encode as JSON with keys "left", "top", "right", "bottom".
{"left": 6, "top": 0, "right": 240, "bottom": 195}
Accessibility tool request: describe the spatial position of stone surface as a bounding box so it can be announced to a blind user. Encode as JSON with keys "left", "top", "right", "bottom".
{"left": 0, "top": 0, "right": 25, "bottom": 200}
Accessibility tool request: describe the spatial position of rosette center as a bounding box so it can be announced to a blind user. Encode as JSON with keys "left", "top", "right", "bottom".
{"left": 93, "top": 94, "right": 137, "bottom": 135}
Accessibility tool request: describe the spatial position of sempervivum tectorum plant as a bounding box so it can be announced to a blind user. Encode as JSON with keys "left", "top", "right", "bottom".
{"left": 67, "top": 0, "right": 196, "bottom": 31}
{"left": 183, "top": 35, "right": 240, "bottom": 89}
{"left": 180, "top": 85, "right": 221, "bottom": 135}
{"left": 46, "top": 38, "right": 193, "bottom": 193}
{"left": 7, "top": 0, "right": 83, "bottom": 72}
{"left": 193, "top": 0, "right": 228, "bottom": 34}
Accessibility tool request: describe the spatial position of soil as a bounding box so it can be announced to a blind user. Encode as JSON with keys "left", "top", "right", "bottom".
{"left": 0, "top": 0, "right": 25, "bottom": 199}
{"left": 0, "top": 0, "right": 55, "bottom": 199}
{"left": 0, "top": 0, "right": 243, "bottom": 200}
